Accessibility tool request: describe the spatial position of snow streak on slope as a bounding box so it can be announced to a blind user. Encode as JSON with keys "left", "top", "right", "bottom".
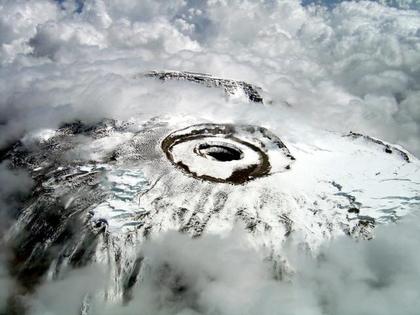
{"left": 4, "top": 103, "right": 419, "bottom": 313}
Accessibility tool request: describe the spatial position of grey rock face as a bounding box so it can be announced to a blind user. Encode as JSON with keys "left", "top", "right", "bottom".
{"left": 140, "top": 70, "right": 264, "bottom": 103}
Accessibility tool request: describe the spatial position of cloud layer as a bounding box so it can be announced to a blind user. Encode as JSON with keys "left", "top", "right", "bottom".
{"left": 26, "top": 215, "right": 420, "bottom": 315}
{"left": 0, "top": 0, "right": 419, "bottom": 154}
{"left": 0, "top": 0, "right": 420, "bottom": 314}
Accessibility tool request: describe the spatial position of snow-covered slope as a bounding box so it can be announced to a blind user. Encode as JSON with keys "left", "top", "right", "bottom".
{"left": 3, "top": 72, "right": 419, "bottom": 309}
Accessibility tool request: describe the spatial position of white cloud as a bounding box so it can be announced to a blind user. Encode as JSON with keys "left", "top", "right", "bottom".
{"left": 26, "top": 215, "right": 420, "bottom": 315}
{"left": 0, "top": 0, "right": 419, "bottom": 314}
{"left": 0, "top": 0, "right": 418, "bottom": 154}
{"left": 0, "top": 161, "right": 33, "bottom": 232}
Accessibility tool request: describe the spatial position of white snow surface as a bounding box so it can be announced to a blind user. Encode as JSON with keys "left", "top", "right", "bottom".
{"left": 73, "top": 115, "right": 420, "bottom": 253}
{"left": 90, "top": 166, "right": 149, "bottom": 234}
{"left": 171, "top": 137, "right": 260, "bottom": 180}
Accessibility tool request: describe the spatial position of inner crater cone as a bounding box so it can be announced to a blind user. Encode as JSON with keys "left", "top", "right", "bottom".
{"left": 195, "top": 142, "right": 244, "bottom": 161}
{"left": 161, "top": 123, "right": 295, "bottom": 184}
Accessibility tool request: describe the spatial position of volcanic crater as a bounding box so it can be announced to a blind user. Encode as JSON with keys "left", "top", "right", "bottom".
{"left": 161, "top": 123, "right": 295, "bottom": 184}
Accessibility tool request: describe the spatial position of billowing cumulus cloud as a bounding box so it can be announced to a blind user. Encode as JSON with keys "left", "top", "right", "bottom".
{"left": 0, "top": 0, "right": 419, "bottom": 314}
{"left": 0, "top": 0, "right": 419, "bottom": 155}
{"left": 26, "top": 215, "right": 420, "bottom": 315}
{"left": 108, "top": 216, "right": 420, "bottom": 315}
